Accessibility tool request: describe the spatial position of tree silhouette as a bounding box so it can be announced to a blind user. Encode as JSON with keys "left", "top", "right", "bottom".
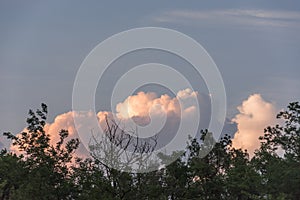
{"left": 0, "top": 102, "right": 299, "bottom": 199}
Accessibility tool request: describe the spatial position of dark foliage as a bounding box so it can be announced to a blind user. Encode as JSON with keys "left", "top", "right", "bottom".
{"left": 0, "top": 102, "right": 299, "bottom": 199}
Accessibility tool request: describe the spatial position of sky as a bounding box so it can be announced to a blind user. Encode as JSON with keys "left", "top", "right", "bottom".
{"left": 0, "top": 1, "right": 300, "bottom": 155}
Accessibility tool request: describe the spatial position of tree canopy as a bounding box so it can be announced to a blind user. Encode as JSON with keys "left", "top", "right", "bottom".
{"left": 0, "top": 102, "right": 299, "bottom": 199}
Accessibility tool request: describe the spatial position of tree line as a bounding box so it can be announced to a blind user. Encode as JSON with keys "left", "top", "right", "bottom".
{"left": 0, "top": 102, "right": 299, "bottom": 200}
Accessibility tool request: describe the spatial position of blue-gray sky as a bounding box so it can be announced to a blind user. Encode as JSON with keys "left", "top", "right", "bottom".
{"left": 1, "top": 1, "right": 300, "bottom": 148}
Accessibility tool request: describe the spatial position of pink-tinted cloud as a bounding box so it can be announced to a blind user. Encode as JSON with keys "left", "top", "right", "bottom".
{"left": 115, "top": 88, "right": 198, "bottom": 120}
{"left": 231, "top": 94, "right": 277, "bottom": 156}
{"left": 10, "top": 111, "right": 92, "bottom": 157}
{"left": 11, "top": 89, "right": 202, "bottom": 156}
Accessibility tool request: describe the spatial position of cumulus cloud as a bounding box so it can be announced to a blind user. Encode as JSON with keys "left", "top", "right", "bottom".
{"left": 99, "top": 88, "right": 203, "bottom": 147}
{"left": 115, "top": 88, "right": 199, "bottom": 121}
{"left": 10, "top": 111, "right": 94, "bottom": 157}
{"left": 11, "top": 88, "right": 235, "bottom": 156}
{"left": 231, "top": 94, "right": 277, "bottom": 156}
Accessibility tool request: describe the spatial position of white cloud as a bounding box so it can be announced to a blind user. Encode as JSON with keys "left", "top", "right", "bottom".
{"left": 231, "top": 94, "right": 277, "bottom": 156}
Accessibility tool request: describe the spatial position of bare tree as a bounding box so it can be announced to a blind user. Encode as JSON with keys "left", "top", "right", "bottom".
{"left": 88, "top": 116, "right": 159, "bottom": 199}
{"left": 89, "top": 115, "right": 159, "bottom": 173}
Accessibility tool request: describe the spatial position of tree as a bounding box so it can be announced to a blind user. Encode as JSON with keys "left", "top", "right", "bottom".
{"left": 262, "top": 102, "right": 300, "bottom": 161}
{"left": 1, "top": 102, "right": 300, "bottom": 199}
{"left": 2, "top": 104, "right": 79, "bottom": 199}
{"left": 184, "top": 131, "right": 232, "bottom": 199}
{"left": 0, "top": 150, "right": 27, "bottom": 200}
{"left": 226, "top": 149, "right": 262, "bottom": 200}
{"left": 254, "top": 102, "right": 300, "bottom": 199}
{"left": 158, "top": 151, "right": 188, "bottom": 199}
{"left": 70, "top": 158, "right": 115, "bottom": 199}
{"left": 157, "top": 130, "right": 233, "bottom": 199}
{"left": 88, "top": 116, "right": 159, "bottom": 199}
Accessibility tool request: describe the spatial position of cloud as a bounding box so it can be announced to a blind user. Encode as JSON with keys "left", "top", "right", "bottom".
{"left": 100, "top": 88, "right": 204, "bottom": 147}
{"left": 10, "top": 88, "right": 236, "bottom": 156}
{"left": 152, "top": 9, "right": 300, "bottom": 28}
{"left": 231, "top": 94, "right": 277, "bottom": 156}
{"left": 10, "top": 111, "right": 93, "bottom": 157}
{"left": 116, "top": 88, "right": 198, "bottom": 120}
